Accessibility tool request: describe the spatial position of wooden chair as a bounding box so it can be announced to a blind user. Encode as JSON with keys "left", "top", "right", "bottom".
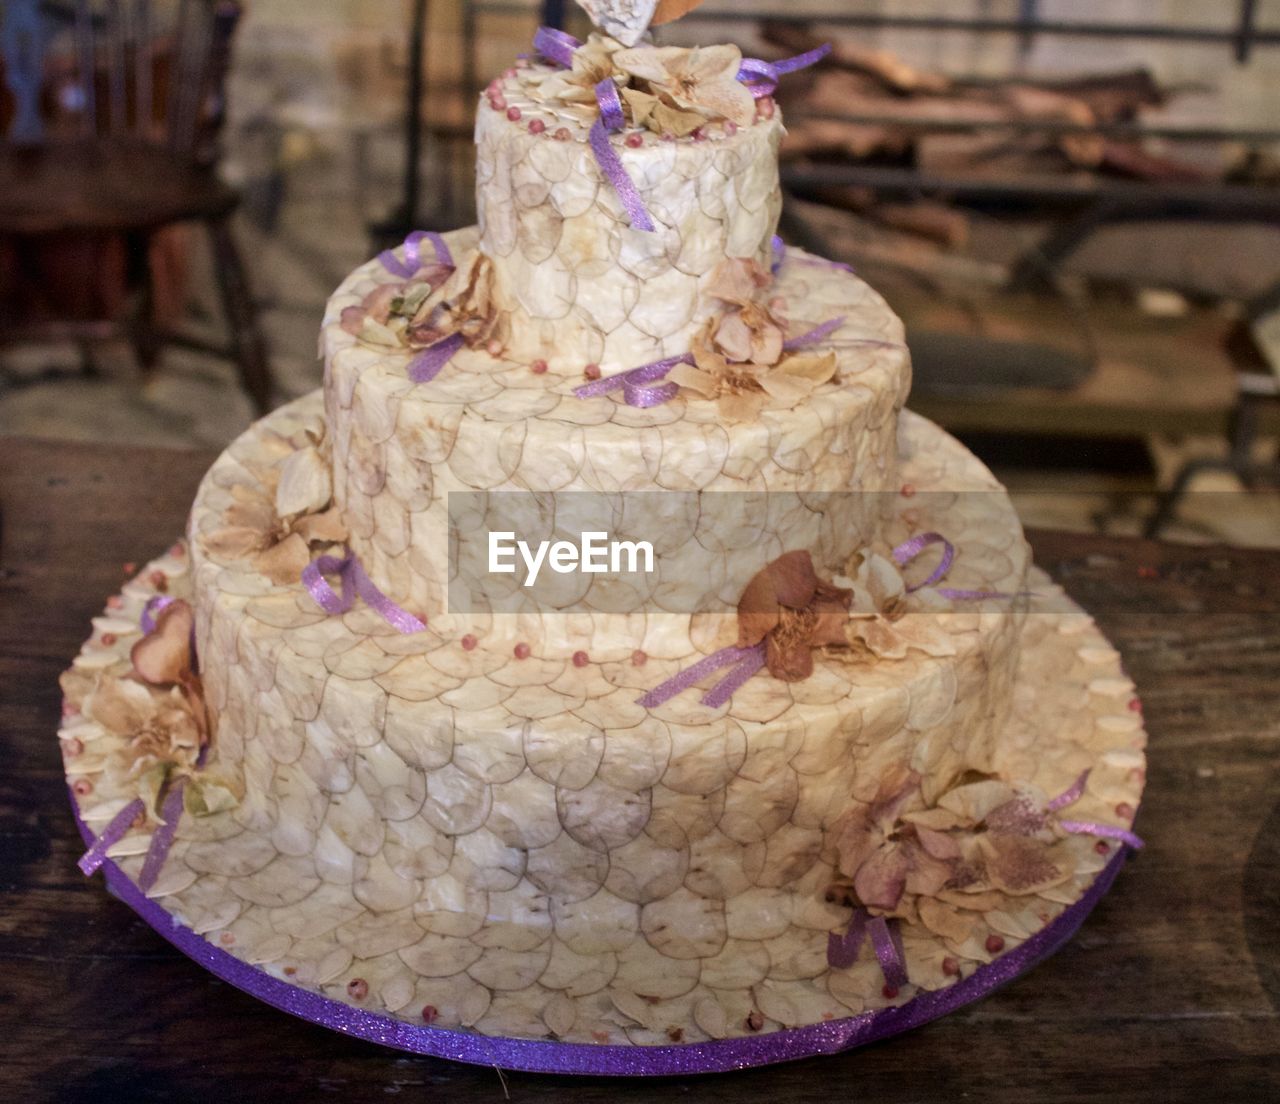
{"left": 0, "top": 0, "right": 272, "bottom": 414}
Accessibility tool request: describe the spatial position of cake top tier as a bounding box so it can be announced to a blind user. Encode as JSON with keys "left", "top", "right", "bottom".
{"left": 468, "top": 28, "right": 827, "bottom": 375}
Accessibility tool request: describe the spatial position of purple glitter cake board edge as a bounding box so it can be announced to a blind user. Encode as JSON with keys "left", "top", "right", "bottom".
{"left": 71, "top": 791, "right": 1134, "bottom": 1077}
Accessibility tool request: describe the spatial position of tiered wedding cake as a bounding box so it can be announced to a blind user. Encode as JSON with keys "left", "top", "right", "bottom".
{"left": 61, "top": 2, "right": 1145, "bottom": 1061}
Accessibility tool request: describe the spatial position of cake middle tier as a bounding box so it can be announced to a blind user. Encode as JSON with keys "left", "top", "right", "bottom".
{"left": 323, "top": 230, "right": 912, "bottom": 657}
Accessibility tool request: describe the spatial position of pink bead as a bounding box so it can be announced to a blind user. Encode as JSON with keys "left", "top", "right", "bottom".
{"left": 531, "top": 359, "right": 548, "bottom": 375}
{"left": 572, "top": 650, "right": 589, "bottom": 668}
{"left": 506, "top": 106, "right": 522, "bottom": 122}
{"left": 169, "top": 541, "right": 185, "bottom": 558}
{"left": 490, "top": 95, "right": 507, "bottom": 111}
{"left": 942, "top": 957, "right": 959, "bottom": 977}
{"left": 583, "top": 363, "right": 601, "bottom": 381}
{"left": 514, "top": 642, "right": 531, "bottom": 660}
{"left": 528, "top": 118, "right": 546, "bottom": 135}
{"left": 460, "top": 634, "right": 477, "bottom": 651}
{"left": 757, "top": 97, "right": 776, "bottom": 120}
{"left": 64, "top": 737, "right": 84, "bottom": 758}
{"left": 150, "top": 570, "right": 168, "bottom": 591}
{"left": 101, "top": 633, "right": 117, "bottom": 647}
{"left": 901, "top": 483, "right": 916, "bottom": 498}
{"left": 219, "top": 931, "right": 235, "bottom": 945}
{"left": 985, "top": 934, "right": 1005, "bottom": 954}
{"left": 486, "top": 339, "right": 504, "bottom": 357}
{"left": 631, "top": 650, "right": 647, "bottom": 667}
{"left": 346, "top": 978, "right": 368, "bottom": 1001}
{"left": 1116, "top": 802, "right": 1134, "bottom": 819}
{"left": 1095, "top": 840, "right": 1110, "bottom": 854}
{"left": 724, "top": 120, "right": 738, "bottom": 136}
{"left": 625, "top": 132, "right": 643, "bottom": 148}
{"left": 106, "top": 595, "right": 124, "bottom": 609}
{"left": 881, "top": 984, "right": 899, "bottom": 1000}
{"left": 691, "top": 126, "right": 707, "bottom": 141}
{"left": 422, "top": 1005, "right": 438, "bottom": 1024}
{"left": 554, "top": 127, "right": 571, "bottom": 141}
{"left": 72, "top": 778, "right": 93, "bottom": 796}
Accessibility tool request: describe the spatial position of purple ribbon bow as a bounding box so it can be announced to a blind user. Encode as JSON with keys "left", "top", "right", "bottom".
{"left": 302, "top": 552, "right": 427, "bottom": 635}
{"left": 378, "top": 230, "right": 453, "bottom": 280}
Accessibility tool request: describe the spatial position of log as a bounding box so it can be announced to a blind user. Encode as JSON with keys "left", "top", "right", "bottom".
{"left": 761, "top": 19, "right": 950, "bottom": 94}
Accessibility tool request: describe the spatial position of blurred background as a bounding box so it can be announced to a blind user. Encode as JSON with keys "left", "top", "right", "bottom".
{"left": 1, "top": 0, "right": 1278, "bottom": 546}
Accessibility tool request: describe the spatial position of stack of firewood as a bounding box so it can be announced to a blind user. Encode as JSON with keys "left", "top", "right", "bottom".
{"left": 762, "top": 21, "right": 1249, "bottom": 248}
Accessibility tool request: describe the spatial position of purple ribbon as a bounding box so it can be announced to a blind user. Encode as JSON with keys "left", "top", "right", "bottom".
{"left": 140, "top": 594, "right": 176, "bottom": 634}
{"left": 826, "top": 909, "right": 908, "bottom": 989}
{"left": 533, "top": 25, "right": 580, "bottom": 69}
{"left": 77, "top": 797, "right": 145, "bottom": 876}
{"left": 771, "top": 236, "right": 855, "bottom": 275}
{"left": 408, "top": 332, "right": 466, "bottom": 384}
{"left": 771, "top": 234, "right": 786, "bottom": 274}
{"left": 636, "top": 643, "right": 766, "bottom": 710}
{"left": 595, "top": 77, "right": 626, "bottom": 133}
{"left": 1046, "top": 768, "right": 1145, "bottom": 849}
{"left": 868, "top": 915, "right": 909, "bottom": 989}
{"left": 1059, "top": 821, "right": 1146, "bottom": 850}
{"left": 302, "top": 552, "right": 427, "bottom": 635}
{"left": 379, "top": 230, "right": 453, "bottom": 280}
{"left": 784, "top": 316, "right": 846, "bottom": 351}
{"left": 1047, "top": 769, "right": 1091, "bottom": 812}
{"left": 738, "top": 43, "right": 831, "bottom": 97}
{"left": 589, "top": 118, "right": 656, "bottom": 233}
{"left": 138, "top": 779, "right": 187, "bottom": 893}
{"left": 892, "top": 532, "right": 956, "bottom": 593}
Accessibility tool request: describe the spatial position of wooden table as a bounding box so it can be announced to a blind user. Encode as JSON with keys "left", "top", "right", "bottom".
{"left": 1, "top": 436, "right": 1277, "bottom": 1103}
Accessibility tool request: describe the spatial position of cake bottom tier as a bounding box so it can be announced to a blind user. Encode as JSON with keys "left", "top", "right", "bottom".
{"left": 61, "top": 399, "right": 1146, "bottom": 1047}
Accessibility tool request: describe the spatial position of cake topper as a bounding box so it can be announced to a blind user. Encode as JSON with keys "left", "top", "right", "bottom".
{"left": 573, "top": 0, "right": 707, "bottom": 47}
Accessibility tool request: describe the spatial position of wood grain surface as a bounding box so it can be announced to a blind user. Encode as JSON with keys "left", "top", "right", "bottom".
{"left": 1, "top": 435, "right": 1276, "bottom": 1103}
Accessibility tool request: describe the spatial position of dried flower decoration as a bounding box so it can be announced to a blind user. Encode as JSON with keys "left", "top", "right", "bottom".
{"left": 736, "top": 551, "right": 852, "bottom": 681}
{"left": 340, "top": 251, "right": 504, "bottom": 356}
{"left": 203, "top": 429, "right": 348, "bottom": 586}
{"left": 838, "top": 552, "right": 957, "bottom": 661}
{"left": 613, "top": 43, "right": 757, "bottom": 130}
{"left": 80, "top": 599, "right": 241, "bottom": 818}
{"left": 830, "top": 771, "right": 1081, "bottom": 925}
{"left": 706, "top": 258, "right": 785, "bottom": 366}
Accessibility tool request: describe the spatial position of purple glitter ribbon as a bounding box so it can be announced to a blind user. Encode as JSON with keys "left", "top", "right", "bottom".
{"left": 302, "top": 552, "right": 427, "bottom": 635}
{"left": 1048, "top": 769, "right": 1091, "bottom": 812}
{"left": 636, "top": 643, "right": 766, "bottom": 710}
{"left": 892, "top": 532, "right": 956, "bottom": 593}
{"left": 140, "top": 594, "right": 176, "bottom": 634}
{"left": 784, "top": 316, "right": 846, "bottom": 351}
{"left": 1047, "top": 769, "right": 1146, "bottom": 849}
{"left": 738, "top": 43, "right": 831, "bottom": 97}
{"left": 533, "top": 24, "right": 580, "bottom": 68}
{"left": 589, "top": 118, "right": 657, "bottom": 232}
{"left": 595, "top": 76, "right": 626, "bottom": 133}
{"left": 77, "top": 797, "right": 145, "bottom": 876}
{"left": 408, "top": 332, "right": 466, "bottom": 384}
{"left": 138, "top": 778, "right": 187, "bottom": 893}
{"left": 826, "top": 910, "right": 908, "bottom": 987}
{"left": 71, "top": 772, "right": 1137, "bottom": 1077}
{"left": 378, "top": 230, "right": 453, "bottom": 280}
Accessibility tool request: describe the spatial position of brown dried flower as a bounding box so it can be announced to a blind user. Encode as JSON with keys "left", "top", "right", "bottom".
{"left": 736, "top": 550, "right": 851, "bottom": 681}
{"left": 613, "top": 43, "right": 756, "bottom": 128}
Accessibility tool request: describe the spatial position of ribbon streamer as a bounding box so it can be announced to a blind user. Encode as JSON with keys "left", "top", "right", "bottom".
{"left": 738, "top": 43, "right": 831, "bottom": 97}
{"left": 302, "top": 552, "right": 427, "bottom": 635}
{"left": 892, "top": 532, "right": 956, "bottom": 594}
{"left": 140, "top": 594, "right": 176, "bottom": 634}
{"left": 1059, "top": 821, "right": 1146, "bottom": 850}
{"left": 636, "top": 643, "right": 766, "bottom": 709}
{"left": 1047, "top": 769, "right": 1091, "bottom": 812}
{"left": 826, "top": 909, "right": 909, "bottom": 990}
{"left": 78, "top": 797, "right": 145, "bottom": 876}
{"left": 783, "top": 316, "right": 846, "bottom": 351}
{"left": 533, "top": 25, "right": 580, "bottom": 68}
{"left": 409, "top": 332, "right": 466, "bottom": 384}
{"left": 379, "top": 230, "right": 453, "bottom": 280}
{"left": 589, "top": 118, "right": 657, "bottom": 233}
{"left": 138, "top": 779, "right": 187, "bottom": 893}
{"left": 595, "top": 77, "right": 626, "bottom": 133}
